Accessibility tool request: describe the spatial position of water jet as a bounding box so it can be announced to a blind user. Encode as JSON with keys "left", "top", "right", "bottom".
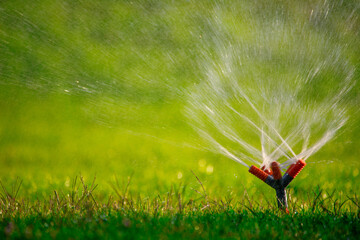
{"left": 186, "top": 1, "right": 355, "bottom": 213}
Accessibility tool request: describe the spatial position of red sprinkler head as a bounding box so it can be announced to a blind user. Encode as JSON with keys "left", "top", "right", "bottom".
{"left": 282, "top": 159, "right": 306, "bottom": 188}
{"left": 287, "top": 159, "right": 306, "bottom": 178}
{"left": 249, "top": 165, "right": 269, "bottom": 181}
{"left": 270, "top": 162, "right": 282, "bottom": 180}
{"left": 249, "top": 159, "right": 306, "bottom": 212}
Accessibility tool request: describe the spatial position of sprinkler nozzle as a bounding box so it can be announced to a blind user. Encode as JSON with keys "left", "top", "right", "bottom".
{"left": 282, "top": 159, "right": 306, "bottom": 188}
{"left": 270, "top": 162, "right": 282, "bottom": 180}
{"left": 249, "top": 165, "right": 269, "bottom": 181}
{"left": 287, "top": 159, "right": 306, "bottom": 178}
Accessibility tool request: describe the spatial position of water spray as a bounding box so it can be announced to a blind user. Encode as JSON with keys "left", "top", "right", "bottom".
{"left": 249, "top": 159, "right": 306, "bottom": 212}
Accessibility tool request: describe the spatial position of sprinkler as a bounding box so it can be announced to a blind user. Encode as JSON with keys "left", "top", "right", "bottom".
{"left": 249, "top": 159, "right": 306, "bottom": 212}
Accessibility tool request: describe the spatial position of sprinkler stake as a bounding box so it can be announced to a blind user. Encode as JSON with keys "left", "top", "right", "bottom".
{"left": 249, "top": 159, "right": 306, "bottom": 212}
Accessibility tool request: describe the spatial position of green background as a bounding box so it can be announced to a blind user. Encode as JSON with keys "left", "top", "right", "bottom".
{"left": 0, "top": 0, "right": 359, "bottom": 201}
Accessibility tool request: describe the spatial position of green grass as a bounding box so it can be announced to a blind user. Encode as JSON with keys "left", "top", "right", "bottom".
{"left": 0, "top": 0, "right": 359, "bottom": 239}
{"left": 2, "top": 210, "right": 359, "bottom": 239}
{"left": 0, "top": 176, "right": 359, "bottom": 239}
